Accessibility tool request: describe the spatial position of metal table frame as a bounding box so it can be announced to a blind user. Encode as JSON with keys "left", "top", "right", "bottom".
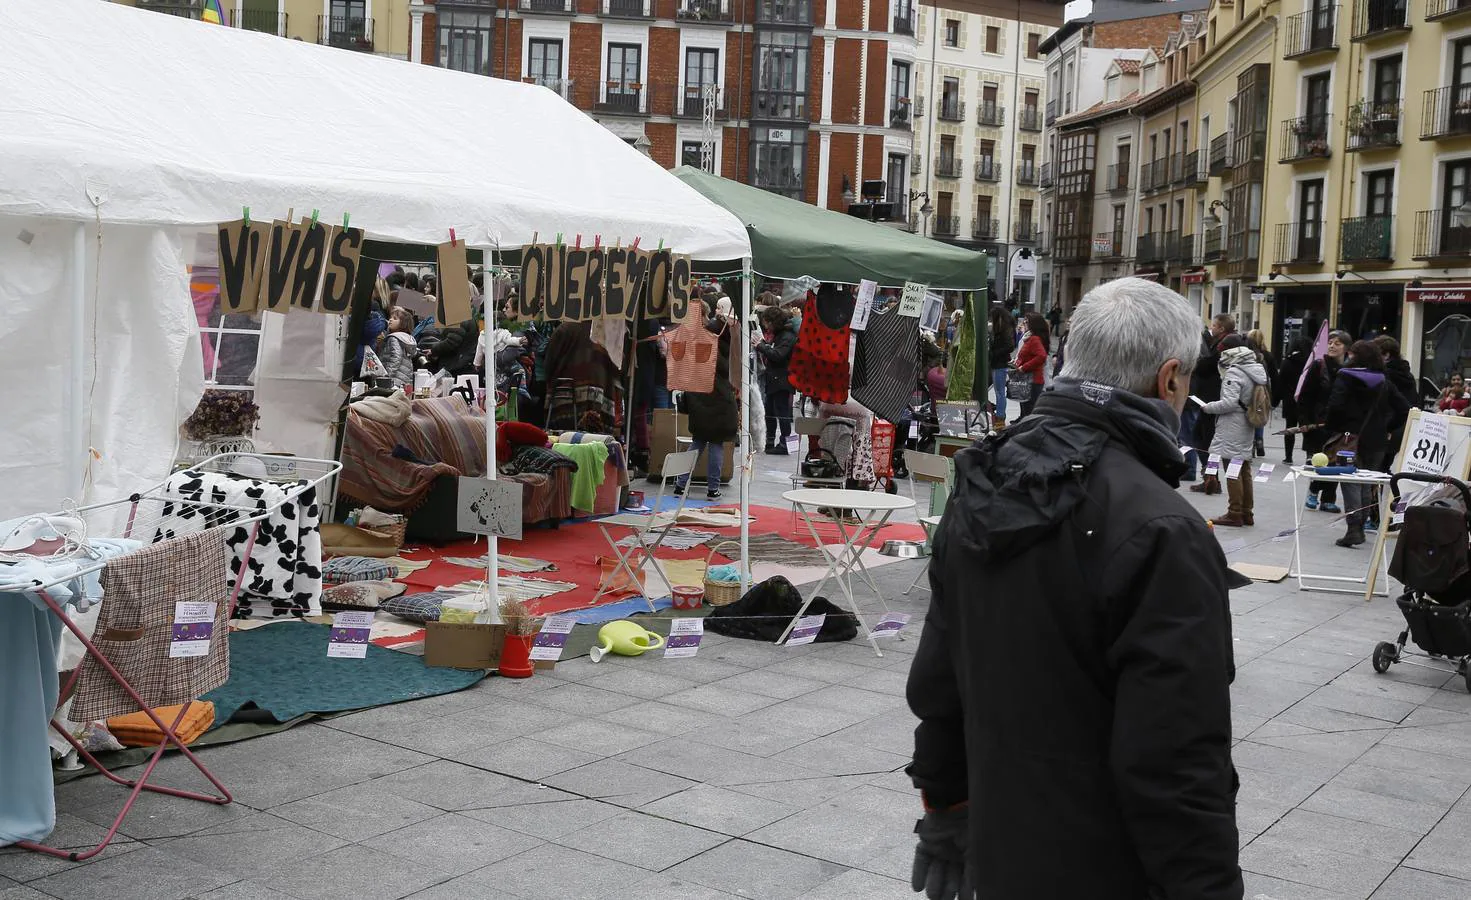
{"left": 1287, "top": 467, "right": 1392, "bottom": 596}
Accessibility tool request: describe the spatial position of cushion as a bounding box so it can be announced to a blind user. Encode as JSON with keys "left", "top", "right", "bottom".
{"left": 497, "top": 420, "right": 549, "bottom": 462}
{"left": 320, "top": 583, "right": 382, "bottom": 612}
{"left": 380, "top": 590, "right": 459, "bottom": 624}
{"left": 323, "top": 556, "right": 396, "bottom": 585}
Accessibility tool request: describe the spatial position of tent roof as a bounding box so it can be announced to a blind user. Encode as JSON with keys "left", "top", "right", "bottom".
{"left": 0, "top": 0, "right": 751, "bottom": 259}
{"left": 672, "top": 168, "right": 990, "bottom": 290}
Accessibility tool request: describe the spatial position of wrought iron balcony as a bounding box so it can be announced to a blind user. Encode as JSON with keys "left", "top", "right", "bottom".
{"left": 889, "top": 100, "right": 912, "bottom": 129}
{"left": 1203, "top": 227, "right": 1225, "bottom": 263}
{"left": 973, "top": 218, "right": 1000, "bottom": 240}
{"left": 1014, "top": 221, "right": 1039, "bottom": 242}
{"left": 1274, "top": 221, "right": 1325, "bottom": 264}
{"left": 1226, "top": 228, "right": 1262, "bottom": 270}
{"left": 1285, "top": 6, "right": 1339, "bottom": 59}
{"left": 757, "top": 0, "right": 814, "bottom": 26}
{"left": 893, "top": 6, "right": 916, "bottom": 35}
{"left": 1018, "top": 107, "right": 1043, "bottom": 132}
{"left": 1209, "top": 133, "right": 1232, "bottom": 176}
{"left": 1104, "top": 164, "right": 1130, "bottom": 193}
{"left": 1183, "top": 150, "right": 1204, "bottom": 187}
{"left": 602, "top": 0, "right": 653, "bottom": 18}
{"left": 1171, "top": 231, "right": 1194, "bottom": 263}
{"left": 1427, "top": 0, "right": 1471, "bottom": 21}
{"left": 231, "top": 9, "right": 286, "bottom": 35}
{"left": 1346, "top": 100, "right": 1401, "bottom": 150}
{"left": 1414, "top": 208, "right": 1471, "bottom": 259}
{"left": 977, "top": 102, "right": 1005, "bottom": 127}
{"left": 520, "top": 0, "right": 574, "bottom": 12}
{"left": 974, "top": 158, "right": 1002, "bottom": 182}
{"left": 1045, "top": 98, "right": 1057, "bottom": 126}
{"left": 319, "top": 15, "right": 374, "bottom": 50}
{"left": 933, "top": 215, "right": 961, "bottom": 237}
{"left": 936, "top": 155, "right": 964, "bottom": 179}
{"left": 1139, "top": 158, "right": 1170, "bottom": 192}
{"left": 1280, "top": 115, "right": 1333, "bottom": 162}
{"left": 1039, "top": 162, "right": 1053, "bottom": 188}
{"left": 1353, "top": 0, "right": 1410, "bottom": 38}
{"left": 677, "top": 0, "right": 734, "bottom": 23}
{"left": 138, "top": 1, "right": 203, "bottom": 18}
{"left": 938, "top": 98, "right": 966, "bottom": 122}
{"left": 597, "top": 83, "right": 646, "bottom": 115}
{"left": 1016, "top": 162, "right": 1039, "bottom": 186}
{"left": 669, "top": 84, "right": 727, "bottom": 119}
{"left": 1421, "top": 86, "right": 1471, "bottom": 139}
{"left": 1136, "top": 233, "right": 1163, "bottom": 264}
{"left": 528, "top": 76, "right": 576, "bottom": 102}
{"left": 1340, "top": 215, "right": 1394, "bottom": 261}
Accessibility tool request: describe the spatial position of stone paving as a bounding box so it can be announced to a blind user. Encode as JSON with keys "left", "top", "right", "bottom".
{"left": 5, "top": 428, "right": 1471, "bottom": 899}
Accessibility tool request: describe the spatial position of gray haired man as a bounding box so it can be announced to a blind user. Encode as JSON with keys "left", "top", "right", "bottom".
{"left": 906, "top": 278, "right": 1242, "bottom": 900}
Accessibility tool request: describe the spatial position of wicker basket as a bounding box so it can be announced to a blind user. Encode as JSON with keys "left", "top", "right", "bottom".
{"left": 704, "top": 541, "right": 744, "bottom": 607}
{"left": 360, "top": 516, "right": 408, "bottom": 551}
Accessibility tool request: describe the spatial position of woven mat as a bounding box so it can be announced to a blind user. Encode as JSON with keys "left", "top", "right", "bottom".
{"left": 435, "top": 575, "right": 578, "bottom": 604}
{"left": 617, "top": 527, "right": 716, "bottom": 552}
{"left": 741, "top": 532, "right": 832, "bottom": 567}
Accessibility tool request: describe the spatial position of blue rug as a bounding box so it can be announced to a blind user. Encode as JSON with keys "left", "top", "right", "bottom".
{"left": 203, "top": 622, "right": 486, "bottom": 723}
{"left": 561, "top": 595, "right": 675, "bottom": 625}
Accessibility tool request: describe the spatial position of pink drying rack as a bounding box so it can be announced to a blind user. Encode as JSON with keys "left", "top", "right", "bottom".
{"left": 2, "top": 453, "right": 340, "bottom": 861}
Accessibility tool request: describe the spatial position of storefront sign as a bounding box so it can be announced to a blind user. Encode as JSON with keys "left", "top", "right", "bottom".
{"left": 1181, "top": 270, "right": 1206, "bottom": 285}
{"left": 1092, "top": 236, "right": 1114, "bottom": 254}
{"left": 1406, "top": 282, "right": 1471, "bottom": 304}
{"left": 518, "top": 244, "right": 688, "bottom": 324}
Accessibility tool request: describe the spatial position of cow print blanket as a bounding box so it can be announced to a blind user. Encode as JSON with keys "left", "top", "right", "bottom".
{"left": 154, "top": 469, "right": 324, "bottom": 619}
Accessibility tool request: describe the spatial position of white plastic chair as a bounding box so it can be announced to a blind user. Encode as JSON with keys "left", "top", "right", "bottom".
{"left": 594, "top": 449, "right": 700, "bottom": 609}
{"left": 903, "top": 450, "right": 953, "bottom": 596}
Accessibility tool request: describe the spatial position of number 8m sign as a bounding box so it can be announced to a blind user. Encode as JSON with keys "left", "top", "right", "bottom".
{"left": 1405, "top": 413, "right": 1451, "bottom": 475}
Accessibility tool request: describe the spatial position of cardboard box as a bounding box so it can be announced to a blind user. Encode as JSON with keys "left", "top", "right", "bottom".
{"left": 424, "top": 622, "right": 507, "bottom": 670}
{"left": 650, "top": 408, "right": 734, "bottom": 483}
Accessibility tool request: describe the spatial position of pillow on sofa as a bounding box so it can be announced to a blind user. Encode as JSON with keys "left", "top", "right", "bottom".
{"left": 496, "top": 421, "right": 549, "bottom": 462}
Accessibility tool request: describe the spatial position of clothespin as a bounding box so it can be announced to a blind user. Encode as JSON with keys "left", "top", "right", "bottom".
{"left": 343, "top": 212, "right": 351, "bottom": 229}
{"left": 594, "top": 234, "right": 601, "bottom": 249}
{"left": 556, "top": 232, "right": 564, "bottom": 246}
{"left": 575, "top": 234, "right": 582, "bottom": 249}
{"left": 310, "top": 209, "right": 319, "bottom": 226}
{"left": 449, "top": 228, "right": 458, "bottom": 246}
{"left": 243, "top": 206, "right": 250, "bottom": 227}
{"left": 532, "top": 231, "right": 539, "bottom": 245}
{"left": 615, "top": 237, "right": 622, "bottom": 249}
{"left": 657, "top": 238, "right": 664, "bottom": 250}
{"left": 631, "top": 236, "right": 641, "bottom": 251}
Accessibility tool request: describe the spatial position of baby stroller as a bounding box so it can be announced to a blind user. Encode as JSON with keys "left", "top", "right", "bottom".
{"left": 1373, "top": 472, "right": 1471, "bottom": 692}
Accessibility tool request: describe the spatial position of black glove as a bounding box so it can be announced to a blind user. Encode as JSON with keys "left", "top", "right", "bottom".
{"left": 911, "top": 807, "right": 971, "bottom": 900}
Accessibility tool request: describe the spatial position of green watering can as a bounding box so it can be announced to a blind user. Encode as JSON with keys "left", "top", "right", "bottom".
{"left": 588, "top": 620, "right": 665, "bottom": 662}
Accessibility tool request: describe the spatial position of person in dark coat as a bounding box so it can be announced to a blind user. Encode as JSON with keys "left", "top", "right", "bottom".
{"left": 988, "top": 304, "right": 1016, "bottom": 426}
{"left": 1188, "top": 314, "right": 1235, "bottom": 493}
{"left": 675, "top": 311, "right": 737, "bottom": 500}
{"left": 755, "top": 307, "right": 798, "bottom": 453}
{"left": 1325, "top": 340, "right": 1410, "bottom": 547}
{"left": 1298, "top": 330, "right": 1349, "bottom": 513}
{"left": 1276, "top": 330, "right": 1312, "bottom": 465}
{"left": 906, "top": 277, "right": 1241, "bottom": 900}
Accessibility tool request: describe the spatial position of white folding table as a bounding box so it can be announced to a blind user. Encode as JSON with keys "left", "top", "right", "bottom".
{"left": 1286, "top": 467, "right": 1392, "bottom": 596}
{"left": 779, "top": 488, "right": 915, "bottom": 656}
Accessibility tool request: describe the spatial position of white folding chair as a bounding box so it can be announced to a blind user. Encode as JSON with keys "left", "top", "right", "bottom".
{"left": 903, "top": 450, "right": 954, "bottom": 596}
{"left": 595, "top": 449, "right": 700, "bottom": 610}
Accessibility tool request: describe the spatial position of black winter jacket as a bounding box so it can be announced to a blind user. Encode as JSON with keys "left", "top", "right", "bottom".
{"left": 1384, "top": 358, "right": 1419, "bottom": 411}
{"left": 1193, "top": 331, "right": 1225, "bottom": 402}
{"left": 755, "top": 324, "right": 797, "bottom": 393}
{"left": 1277, "top": 343, "right": 1310, "bottom": 414}
{"left": 908, "top": 378, "right": 1242, "bottom": 900}
{"left": 1324, "top": 368, "right": 1411, "bottom": 465}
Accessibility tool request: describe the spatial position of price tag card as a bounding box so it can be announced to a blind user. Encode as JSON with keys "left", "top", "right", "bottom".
{"left": 1225, "top": 459, "right": 1244, "bottom": 480}
{"left": 169, "top": 601, "right": 217, "bottom": 658}
{"left": 909, "top": 420, "right": 920, "bottom": 440}
{"left": 1204, "top": 454, "right": 1221, "bottom": 476}
{"left": 851, "top": 280, "right": 877, "bottom": 331}
{"left": 1254, "top": 463, "right": 1276, "bottom": 483}
{"left": 530, "top": 614, "right": 578, "bottom": 661}
{"left": 870, "top": 612, "right": 912, "bottom": 639}
{"left": 1179, "top": 445, "right": 1193, "bottom": 459}
{"left": 786, "top": 613, "right": 826, "bottom": 646}
{"left": 664, "top": 618, "right": 704, "bottom": 658}
{"left": 1391, "top": 498, "right": 1408, "bottom": 527}
{"left": 898, "top": 281, "right": 927, "bottom": 318}
{"left": 786, "top": 433, "right": 801, "bottom": 454}
{"left": 1405, "top": 413, "right": 1451, "bottom": 475}
{"left": 327, "top": 610, "right": 374, "bottom": 659}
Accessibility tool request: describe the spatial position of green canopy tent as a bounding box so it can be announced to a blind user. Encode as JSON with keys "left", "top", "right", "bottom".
{"left": 672, "top": 166, "right": 991, "bottom": 290}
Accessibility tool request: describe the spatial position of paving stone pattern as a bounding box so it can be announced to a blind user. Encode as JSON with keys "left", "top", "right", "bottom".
{"left": 5, "top": 431, "right": 1471, "bottom": 898}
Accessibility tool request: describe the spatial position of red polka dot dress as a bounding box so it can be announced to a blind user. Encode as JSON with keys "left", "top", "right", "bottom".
{"left": 788, "top": 290, "right": 854, "bottom": 405}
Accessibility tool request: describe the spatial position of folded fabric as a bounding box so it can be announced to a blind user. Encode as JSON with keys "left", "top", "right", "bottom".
{"left": 323, "top": 557, "right": 396, "bottom": 585}
{"left": 706, "top": 564, "right": 741, "bottom": 583}
{"left": 551, "top": 440, "right": 609, "bottom": 512}
{"left": 106, "top": 701, "right": 216, "bottom": 747}
{"left": 351, "top": 391, "right": 412, "bottom": 426}
{"left": 381, "top": 591, "right": 458, "bottom": 624}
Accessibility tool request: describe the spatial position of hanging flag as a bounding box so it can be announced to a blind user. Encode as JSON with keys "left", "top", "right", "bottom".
{"left": 1294, "top": 321, "right": 1330, "bottom": 402}
{"left": 201, "top": 0, "right": 226, "bottom": 25}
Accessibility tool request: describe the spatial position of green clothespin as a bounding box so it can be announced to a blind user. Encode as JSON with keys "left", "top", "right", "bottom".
{"left": 343, "top": 212, "right": 351, "bottom": 229}
{"left": 243, "top": 206, "right": 250, "bottom": 227}
{"left": 311, "top": 209, "right": 319, "bottom": 225}
{"left": 556, "top": 232, "right": 564, "bottom": 247}
{"left": 657, "top": 238, "right": 664, "bottom": 250}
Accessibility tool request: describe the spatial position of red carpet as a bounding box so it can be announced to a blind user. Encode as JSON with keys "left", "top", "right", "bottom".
{"left": 399, "top": 504, "right": 924, "bottom": 616}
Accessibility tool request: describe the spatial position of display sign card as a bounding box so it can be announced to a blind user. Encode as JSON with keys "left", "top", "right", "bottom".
{"left": 1254, "top": 463, "right": 1276, "bottom": 483}
{"left": 457, "top": 477, "right": 525, "bottom": 540}
{"left": 1205, "top": 454, "right": 1221, "bottom": 476}
{"left": 436, "top": 238, "right": 473, "bottom": 325}
{"left": 327, "top": 610, "right": 374, "bottom": 659}
{"left": 898, "top": 282, "right": 927, "bottom": 318}
{"left": 664, "top": 618, "right": 704, "bottom": 658}
{"left": 530, "top": 614, "right": 578, "bottom": 661}
{"left": 1405, "top": 413, "right": 1451, "bottom": 475}
{"left": 168, "top": 601, "right": 217, "bottom": 659}
{"left": 1225, "top": 459, "right": 1244, "bottom": 480}
{"left": 851, "top": 280, "right": 878, "bottom": 331}
{"left": 786, "top": 614, "right": 826, "bottom": 646}
{"left": 870, "top": 612, "right": 911, "bottom": 639}
{"left": 920, "top": 291, "right": 945, "bottom": 333}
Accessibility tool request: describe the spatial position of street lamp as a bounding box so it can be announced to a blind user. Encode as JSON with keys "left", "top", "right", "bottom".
{"left": 1203, "top": 198, "right": 1230, "bottom": 229}
{"left": 909, "top": 190, "right": 933, "bottom": 235}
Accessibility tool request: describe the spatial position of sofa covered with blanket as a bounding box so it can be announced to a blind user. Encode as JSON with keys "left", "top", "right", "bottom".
{"left": 339, "top": 395, "right": 571, "bottom": 542}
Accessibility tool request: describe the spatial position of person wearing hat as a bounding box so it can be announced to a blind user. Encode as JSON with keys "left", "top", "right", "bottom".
{"left": 1198, "top": 336, "right": 1268, "bottom": 526}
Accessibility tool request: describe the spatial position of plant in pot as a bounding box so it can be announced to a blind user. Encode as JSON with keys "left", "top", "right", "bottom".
{"left": 180, "top": 389, "right": 260, "bottom": 457}
{"left": 498, "top": 597, "right": 542, "bottom": 678}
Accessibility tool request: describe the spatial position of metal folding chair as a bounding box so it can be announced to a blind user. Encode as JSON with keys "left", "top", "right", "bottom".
{"left": 903, "top": 450, "right": 954, "bottom": 596}
{"left": 594, "top": 449, "right": 700, "bottom": 609}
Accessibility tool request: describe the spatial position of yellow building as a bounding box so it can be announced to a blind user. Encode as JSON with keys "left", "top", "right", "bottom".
{"left": 123, "top": 1, "right": 414, "bottom": 59}
{"left": 1189, "top": 0, "right": 1279, "bottom": 336}
{"left": 1261, "top": 0, "right": 1471, "bottom": 385}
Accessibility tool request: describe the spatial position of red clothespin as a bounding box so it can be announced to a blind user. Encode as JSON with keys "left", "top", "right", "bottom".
{"left": 631, "top": 236, "right": 641, "bottom": 251}
{"left": 575, "top": 234, "right": 582, "bottom": 249}
{"left": 449, "top": 228, "right": 458, "bottom": 246}
{"left": 594, "top": 234, "right": 601, "bottom": 249}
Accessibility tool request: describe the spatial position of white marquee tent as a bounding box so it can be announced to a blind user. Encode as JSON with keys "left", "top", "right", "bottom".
{"left": 0, "top": 0, "right": 752, "bottom": 523}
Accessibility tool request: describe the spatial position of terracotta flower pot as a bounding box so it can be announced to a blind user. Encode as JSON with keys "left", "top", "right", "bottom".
{"left": 499, "top": 633, "right": 535, "bottom": 678}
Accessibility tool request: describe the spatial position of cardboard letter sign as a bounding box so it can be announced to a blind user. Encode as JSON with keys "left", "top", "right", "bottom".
{"left": 290, "top": 218, "right": 330, "bottom": 311}
{"left": 260, "top": 219, "right": 304, "bottom": 313}
{"left": 318, "top": 226, "right": 364, "bottom": 314}
{"left": 217, "top": 219, "right": 267, "bottom": 314}
{"left": 437, "top": 238, "right": 473, "bottom": 325}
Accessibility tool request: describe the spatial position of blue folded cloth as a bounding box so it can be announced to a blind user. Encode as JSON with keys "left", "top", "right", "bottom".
{"left": 707, "top": 564, "right": 741, "bottom": 583}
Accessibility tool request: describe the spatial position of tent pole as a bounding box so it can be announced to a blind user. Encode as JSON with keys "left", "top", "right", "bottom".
{"left": 70, "top": 222, "right": 87, "bottom": 501}
{"left": 739, "top": 256, "right": 752, "bottom": 594}
{"left": 483, "top": 251, "right": 501, "bottom": 625}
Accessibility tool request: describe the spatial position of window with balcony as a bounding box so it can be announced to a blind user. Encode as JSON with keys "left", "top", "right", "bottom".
{"left": 751, "top": 126, "right": 806, "bottom": 197}
{"left": 757, "top": 0, "right": 812, "bottom": 26}
{"left": 886, "top": 154, "right": 907, "bottom": 213}
{"left": 1285, "top": 2, "right": 1339, "bottom": 59}
{"left": 604, "top": 0, "right": 650, "bottom": 17}
{"left": 1020, "top": 90, "right": 1041, "bottom": 130}
{"left": 1349, "top": 55, "right": 1402, "bottom": 149}
{"left": 890, "top": 61, "right": 912, "bottom": 127}
{"left": 529, "top": 38, "right": 565, "bottom": 90}
{"left": 1424, "top": 38, "right": 1471, "bottom": 139}
{"left": 437, "top": 2, "right": 495, "bottom": 76}
{"left": 1427, "top": 0, "right": 1471, "bottom": 21}
{"left": 979, "top": 83, "right": 1002, "bottom": 126}
{"left": 1018, "top": 199, "right": 1036, "bottom": 241}
{"left": 233, "top": 0, "right": 285, "bottom": 35}
{"left": 1416, "top": 160, "right": 1471, "bottom": 257}
{"left": 938, "top": 135, "right": 962, "bottom": 179}
{"left": 1027, "top": 31, "right": 1040, "bottom": 60}
{"left": 678, "top": 0, "right": 731, "bottom": 22}
{"left": 683, "top": 48, "right": 720, "bottom": 118}
{"left": 940, "top": 77, "right": 963, "bottom": 121}
{"left": 1283, "top": 178, "right": 1325, "bottom": 262}
{"left": 974, "top": 196, "right": 996, "bottom": 240}
{"left": 985, "top": 25, "right": 1000, "bottom": 54}
{"left": 944, "top": 19, "right": 960, "bottom": 48}
{"left": 894, "top": 1, "right": 915, "bottom": 35}
{"left": 976, "top": 138, "right": 999, "bottom": 181}
{"left": 1018, "top": 144, "right": 1037, "bottom": 184}
{"left": 754, "top": 32, "right": 809, "bottom": 121}
{"left": 601, "top": 44, "right": 643, "bottom": 113}
{"left": 1282, "top": 73, "right": 1333, "bottom": 161}
{"left": 1353, "top": 0, "right": 1409, "bottom": 39}
{"left": 1342, "top": 170, "right": 1395, "bottom": 260}
{"left": 323, "top": 0, "right": 372, "bottom": 50}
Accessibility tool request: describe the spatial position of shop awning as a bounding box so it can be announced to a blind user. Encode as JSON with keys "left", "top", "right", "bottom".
{"left": 671, "top": 168, "right": 991, "bottom": 290}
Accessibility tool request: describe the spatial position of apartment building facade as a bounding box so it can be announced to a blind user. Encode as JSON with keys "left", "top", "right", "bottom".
{"left": 907, "top": 5, "right": 1060, "bottom": 302}
{"left": 130, "top": 0, "right": 416, "bottom": 52}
